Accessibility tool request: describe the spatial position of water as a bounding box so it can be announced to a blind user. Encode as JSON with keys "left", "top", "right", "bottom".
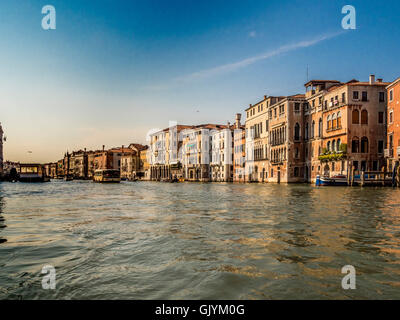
{"left": 1, "top": 180, "right": 400, "bottom": 299}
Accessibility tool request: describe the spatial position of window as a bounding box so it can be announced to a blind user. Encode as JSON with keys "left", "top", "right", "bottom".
{"left": 378, "top": 112, "right": 384, "bottom": 124}
{"left": 389, "top": 111, "right": 393, "bottom": 124}
{"left": 294, "top": 103, "right": 300, "bottom": 112}
{"left": 337, "top": 111, "right": 342, "bottom": 128}
{"left": 362, "top": 91, "right": 368, "bottom": 101}
{"left": 318, "top": 118, "right": 322, "bottom": 137}
{"left": 378, "top": 140, "right": 384, "bottom": 154}
{"left": 327, "top": 141, "right": 331, "bottom": 151}
{"left": 332, "top": 113, "right": 337, "bottom": 128}
{"left": 352, "top": 138, "right": 360, "bottom": 153}
{"left": 327, "top": 115, "right": 331, "bottom": 130}
{"left": 305, "top": 123, "right": 309, "bottom": 140}
{"left": 361, "top": 137, "right": 369, "bottom": 153}
{"left": 353, "top": 91, "right": 359, "bottom": 100}
{"left": 342, "top": 92, "right": 346, "bottom": 103}
{"left": 294, "top": 167, "right": 299, "bottom": 177}
{"left": 311, "top": 121, "right": 315, "bottom": 139}
{"left": 379, "top": 92, "right": 385, "bottom": 102}
{"left": 337, "top": 139, "right": 341, "bottom": 151}
{"left": 352, "top": 109, "right": 359, "bottom": 124}
{"left": 361, "top": 110, "right": 368, "bottom": 124}
{"left": 389, "top": 89, "right": 394, "bottom": 102}
{"left": 332, "top": 139, "right": 336, "bottom": 152}
{"left": 294, "top": 123, "right": 300, "bottom": 140}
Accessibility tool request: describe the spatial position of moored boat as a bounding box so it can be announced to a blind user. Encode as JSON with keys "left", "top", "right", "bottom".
{"left": 93, "top": 169, "right": 120, "bottom": 183}
{"left": 19, "top": 164, "right": 50, "bottom": 183}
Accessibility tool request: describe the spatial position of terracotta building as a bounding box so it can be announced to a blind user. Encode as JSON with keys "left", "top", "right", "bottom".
{"left": 386, "top": 77, "right": 400, "bottom": 171}
{"left": 312, "top": 76, "right": 388, "bottom": 180}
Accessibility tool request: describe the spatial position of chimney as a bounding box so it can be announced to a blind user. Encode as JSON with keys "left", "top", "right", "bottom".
{"left": 102, "top": 145, "right": 105, "bottom": 152}
{"left": 227, "top": 121, "right": 231, "bottom": 129}
{"left": 249, "top": 104, "right": 252, "bottom": 108}
{"left": 235, "top": 113, "right": 242, "bottom": 129}
{"left": 377, "top": 78, "right": 383, "bottom": 83}
{"left": 369, "top": 74, "right": 375, "bottom": 85}
{"left": 264, "top": 95, "right": 267, "bottom": 99}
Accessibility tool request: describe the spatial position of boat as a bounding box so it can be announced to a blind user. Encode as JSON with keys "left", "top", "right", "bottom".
{"left": 19, "top": 164, "right": 50, "bottom": 183}
{"left": 318, "top": 175, "right": 348, "bottom": 186}
{"left": 93, "top": 169, "right": 121, "bottom": 183}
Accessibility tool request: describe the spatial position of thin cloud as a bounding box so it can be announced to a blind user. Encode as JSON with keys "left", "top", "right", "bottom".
{"left": 145, "top": 31, "right": 345, "bottom": 90}
{"left": 249, "top": 31, "right": 257, "bottom": 38}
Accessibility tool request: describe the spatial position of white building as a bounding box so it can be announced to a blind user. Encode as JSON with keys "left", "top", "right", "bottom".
{"left": 210, "top": 126, "right": 234, "bottom": 182}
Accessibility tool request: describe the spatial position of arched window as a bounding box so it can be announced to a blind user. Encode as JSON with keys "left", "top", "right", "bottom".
{"left": 327, "top": 115, "right": 331, "bottom": 130}
{"left": 337, "top": 139, "right": 341, "bottom": 152}
{"left": 311, "top": 121, "right": 315, "bottom": 139}
{"left": 332, "top": 139, "right": 336, "bottom": 152}
{"left": 361, "top": 110, "right": 368, "bottom": 124}
{"left": 305, "top": 123, "right": 309, "bottom": 140}
{"left": 332, "top": 113, "right": 337, "bottom": 128}
{"left": 352, "top": 109, "right": 359, "bottom": 124}
{"left": 337, "top": 111, "right": 342, "bottom": 128}
{"left": 361, "top": 137, "right": 369, "bottom": 153}
{"left": 319, "top": 118, "right": 322, "bottom": 137}
{"left": 327, "top": 141, "right": 331, "bottom": 151}
{"left": 294, "top": 123, "right": 300, "bottom": 140}
{"left": 352, "top": 137, "right": 360, "bottom": 153}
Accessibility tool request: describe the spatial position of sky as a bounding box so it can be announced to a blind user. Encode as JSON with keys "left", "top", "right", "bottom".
{"left": 1, "top": 0, "right": 400, "bottom": 163}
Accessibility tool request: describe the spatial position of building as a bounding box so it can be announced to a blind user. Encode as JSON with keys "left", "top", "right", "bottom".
{"left": 386, "top": 77, "right": 400, "bottom": 171}
{"left": 149, "top": 125, "right": 193, "bottom": 181}
{"left": 139, "top": 146, "right": 150, "bottom": 180}
{"left": 181, "top": 125, "right": 214, "bottom": 182}
{"left": 304, "top": 80, "right": 343, "bottom": 183}
{"left": 72, "top": 150, "right": 89, "bottom": 179}
{"left": 233, "top": 114, "right": 246, "bottom": 182}
{"left": 120, "top": 143, "right": 148, "bottom": 180}
{"left": 210, "top": 123, "right": 236, "bottom": 182}
{"left": 311, "top": 76, "right": 388, "bottom": 180}
{"left": 245, "top": 95, "right": 285, "bottom": 182}
{"left": 268, "top": 94, "right": 306, "bottom": 183}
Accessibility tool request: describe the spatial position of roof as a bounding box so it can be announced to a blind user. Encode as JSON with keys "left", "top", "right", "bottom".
{"left": 304, "top": 80, "right": 341, "bottom": 87}
{"left": 245, "top": 95, "right": 286, "bottom": 111}
{"left": 387, "top": 77, "right": 400, "bottom": 89}
{"left": 128, "top": 143, "right": 148, "bottom": 151}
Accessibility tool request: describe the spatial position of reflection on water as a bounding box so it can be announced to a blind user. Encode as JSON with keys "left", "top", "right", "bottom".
{"left": 0, "top": 180, "right": 400, "bottom": 299}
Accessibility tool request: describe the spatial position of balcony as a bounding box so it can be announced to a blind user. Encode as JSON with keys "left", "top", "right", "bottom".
{"left": 384, "top": 149, "right": 394, "bottom": 158}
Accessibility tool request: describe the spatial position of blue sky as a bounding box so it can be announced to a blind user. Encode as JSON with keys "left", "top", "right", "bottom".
{"left": 1, "top": 0, "right": 399, "bottom": 162}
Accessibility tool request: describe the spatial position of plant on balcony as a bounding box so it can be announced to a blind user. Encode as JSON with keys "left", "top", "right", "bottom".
{"left": 318, "top": 145, "right": 347, "bottom": 162}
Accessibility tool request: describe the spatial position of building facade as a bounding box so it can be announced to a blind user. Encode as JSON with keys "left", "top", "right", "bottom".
{"left": 386, "top": 77, "right": 400, "bottom": 171}
{"left": 233, "top": 114, "right": 246, "bottom": 182}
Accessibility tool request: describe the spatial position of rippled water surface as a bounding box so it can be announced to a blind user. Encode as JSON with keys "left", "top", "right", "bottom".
{"left": 1, "top": 180, "right": 400, "bottom": 299}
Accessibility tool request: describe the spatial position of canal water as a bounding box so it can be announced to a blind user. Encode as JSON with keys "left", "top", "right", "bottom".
{"left": 1, "top": 180, "right": 400, "bottom": 299}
